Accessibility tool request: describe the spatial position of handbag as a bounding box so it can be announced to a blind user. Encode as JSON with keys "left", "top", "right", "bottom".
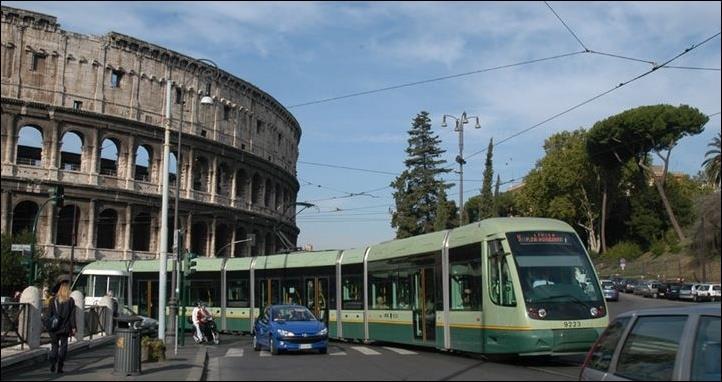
{"left": 45, "top": 300, "right": 60, "bottom": 332}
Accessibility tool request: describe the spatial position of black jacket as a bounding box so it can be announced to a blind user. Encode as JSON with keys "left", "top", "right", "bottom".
{"left": 49, "top": 297, "right": 77, "bottom": 336}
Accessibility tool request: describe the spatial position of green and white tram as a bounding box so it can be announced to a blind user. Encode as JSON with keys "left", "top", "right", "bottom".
{"left": 73, "top": 217, "right": 608, "bottom": 355}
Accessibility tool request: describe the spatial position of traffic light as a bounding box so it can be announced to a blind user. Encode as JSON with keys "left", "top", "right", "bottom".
{"left": 49, "top": 185, "right": 64, "bottom": 208}
{"left": 183, "top": 251, "right": 198, "bottom": 277}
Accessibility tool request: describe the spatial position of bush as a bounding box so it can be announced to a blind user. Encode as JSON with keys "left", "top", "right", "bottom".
{"left": 141, "top": 336, "right": 166, "bottom": 362}
{"left": 604, "top": 242, "right": 643, "bottom": 260}
{"left": 650, "top": 239, "right": 666, "bottom": 257}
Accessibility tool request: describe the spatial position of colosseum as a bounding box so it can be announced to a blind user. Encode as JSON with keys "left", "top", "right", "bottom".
{"left": 0, "top": 6, "right": 301, "bottom": 267}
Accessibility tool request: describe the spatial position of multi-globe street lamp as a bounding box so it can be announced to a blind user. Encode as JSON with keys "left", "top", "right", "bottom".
{"left": 441, "top": 112, "right": 480, "bottom": 227}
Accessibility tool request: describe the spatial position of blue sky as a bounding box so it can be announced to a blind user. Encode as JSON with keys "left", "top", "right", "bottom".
{"left": 9, "top": 1, "right": 721, "bottom": 250}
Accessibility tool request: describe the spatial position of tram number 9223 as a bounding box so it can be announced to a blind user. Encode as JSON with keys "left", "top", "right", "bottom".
{"left": 562, "top": 321, "right": 583, "bottom": 328}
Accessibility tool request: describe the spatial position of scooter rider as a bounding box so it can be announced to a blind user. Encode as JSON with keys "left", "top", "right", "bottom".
{"left": 192, "top": 301, "right": 207, "bottom": 343}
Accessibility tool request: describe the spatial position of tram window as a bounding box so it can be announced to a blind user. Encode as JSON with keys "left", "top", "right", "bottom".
{"left": 488, "top": 240, "right": 516, "bottom": 307}
{"left": 282, "top": 279, "right": 302, "bottom": 305}
{"left": 342, "top": 275, "right": 363, "bottom": 310}
{"left": 396, "top": 270, "right": 412, "bottom": 310}
{"left": 74, "top": 274, "right": 89, "bottom": 297}
{"left": 450, "top": 243, "right": 482, "bottom": 311}
{"left": 94, "top": 275, "right": 109, "bottom": 298}
{"left": 369, "top": 272, "right": 392, "bottom": 310}
{"left": 189, "top": 281, "right": 220, "bottom": 306}
{"left": 108, "top": 276, "right": 126, "bottom": 304}
{"left": 227, "top": 279, "right": 249, "bottom": 307}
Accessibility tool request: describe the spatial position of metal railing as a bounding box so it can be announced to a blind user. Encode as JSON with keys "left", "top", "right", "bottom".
{"left": 1, "top": 302, "right": 30, "bottom": 349}
{"left": 84, "top": 305, "right": 109, "bottom": 339}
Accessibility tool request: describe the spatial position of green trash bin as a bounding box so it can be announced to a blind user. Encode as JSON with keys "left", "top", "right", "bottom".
{"left": 113, "top": 316, "right": 143, "bottom": 376}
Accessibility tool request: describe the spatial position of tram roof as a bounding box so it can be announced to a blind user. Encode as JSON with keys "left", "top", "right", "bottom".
{"left": 254, "top": 250, "right": 340, "bottom": 269}
{"left": 368, "top": 229, "right": 448, "bottom": 262}
{"left": 80, "top": 260, "right": 130, "bottom": 272}
{"left": 478, "top": 217, "right": 575, "bottom": 236}
{"left": 340, "top": 247, "right": 366, "bottom": 265}
{"left": 129, "top": 259, "right": 178, "bottom": 272}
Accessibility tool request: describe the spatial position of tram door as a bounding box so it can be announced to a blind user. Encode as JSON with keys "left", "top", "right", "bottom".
{"left": 258, "top": 279, "right": 280, "bottom": 311}
{"left": 305, "top": 277, "right": 329, "bottom": 325}
{"left": 413, "top": 268, "right": 436, "bottom": 342}
{"left": 136, "top": 280, "right": 158, "bottom": 318}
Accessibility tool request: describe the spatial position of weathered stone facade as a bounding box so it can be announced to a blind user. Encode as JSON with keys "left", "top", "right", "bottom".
{"left": 1, "top": 6, "right": 301, "bottom": 263}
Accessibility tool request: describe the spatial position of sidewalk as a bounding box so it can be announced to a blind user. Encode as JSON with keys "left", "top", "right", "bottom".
{"left": 1, "top": 336, "right": 207, "bottom": 381}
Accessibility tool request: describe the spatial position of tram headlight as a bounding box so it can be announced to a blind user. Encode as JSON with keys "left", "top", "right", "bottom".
{"left": 527, "top": 307, "right": 547, "bottom": 320}
{"left": 277, "top": 329, "right": 295, "bottom": 337}
{"left": 590, "top": 305, "right": 606, "bottom": 318}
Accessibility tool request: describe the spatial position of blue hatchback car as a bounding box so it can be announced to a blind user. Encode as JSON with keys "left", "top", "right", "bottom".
{"left": 253, "top": 305, "right": 328, "bottom": 355}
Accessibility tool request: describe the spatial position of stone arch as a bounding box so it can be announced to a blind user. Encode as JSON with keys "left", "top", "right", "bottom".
{"left": 56, "top": 204, "right": 81, "bottom": 246}
{"left": 60, "top": 130, "right": 84, "bottom": 171}
{"left": 16, "top": 125, "right": 43, "bottom": 166}
{"left": 275, "top": 182, "right": 282, "bottom": 212}
{"left": 265, "top": 232, "right": 273, "bottom": 256}
{"left": 264, "top": 179, "right": 273, "bottom": 209}
{"left": 234, "top": 225, "right": 247, "bottom": 257}
{"left": 235, "top": 168, "right": 247, "bottom": 203}
{"left": 193, "top": 156, "right": 209, "bottom": 192}
{"left": 251, "top": 174, "right": 262, "bottom": 206}
{"left": 96, "top": 208, "right": 118, "bottom": 249}
{"left": 169, "top": 151, "right": 178, "bottom": 186}
{"left": 191, "top": 221, "right": 208, "bottom": 257}
{"left": 11, "top": 200, "right": 38, "bottom": 236}
{"left": 216, "top": 162, "right": 231, "bottom": 197}
{"left": 131, "top": 211, "right": 151, "bottom": 251}
{"left": 251, "top": 229, "right": 261, "bottom": 257}
{"left": 215, "top": 223, "right": 231, "bottom": 257}
{"left": 134, "top": 145, "right": 152, "bottom": 182}
{"left": 99, "top": 137, "right": 120, "bottom": 176}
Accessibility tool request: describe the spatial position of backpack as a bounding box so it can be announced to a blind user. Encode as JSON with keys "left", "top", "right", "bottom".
{"left": 44, "top": 299, "right": 60, "bottom": 332}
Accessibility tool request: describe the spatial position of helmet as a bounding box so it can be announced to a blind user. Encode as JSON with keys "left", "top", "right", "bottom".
{"left": 196, "top": 300, "right": 203, "bottom": 307}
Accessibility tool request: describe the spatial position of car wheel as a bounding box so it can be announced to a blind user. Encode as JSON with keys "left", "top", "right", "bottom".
{"left": 253, "top": 335, "right": 260, "bottom": 351}
{"left": 271, "top": 338, "right": 279, "bottom": 355}
{"left": 653, "top": 293, "right": 658, "bottom": 299}
{"left": 694, "top": 295, "right": 698, "bottom": 302}
{"left": 319, "top": 347, "right": 327, "bottom": 354}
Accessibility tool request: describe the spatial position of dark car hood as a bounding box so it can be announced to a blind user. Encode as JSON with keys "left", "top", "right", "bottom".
{"left": 271, "top": 320, "right": 324, "bottom": 334}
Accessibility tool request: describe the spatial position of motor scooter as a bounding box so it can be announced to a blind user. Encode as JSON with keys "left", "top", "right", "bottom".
{"left": 194, "top": 315, "right": 220, "bottom": 345}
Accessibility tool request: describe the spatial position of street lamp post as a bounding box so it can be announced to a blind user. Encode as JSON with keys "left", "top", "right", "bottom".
{"left": 161, "top": 57, "right": 219, "bottom": 347}
{"left": 441, "top": 112, "right": 480, "bottom": 227}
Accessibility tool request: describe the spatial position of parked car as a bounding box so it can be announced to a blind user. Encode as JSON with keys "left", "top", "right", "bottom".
{"left": 253, "top": 304, "right": 328, "bottom": 355}
{"left": 116, "top": 305, "right": 159, "bottom": 336}
{"left": 633, "top": 281, "right": 654, "bottom": 296}
{"left": 610, "top": 277, "right": 625, "bottom": 292}
{"left": 695, "top": 284, "right": 721, "bottom": 302}
{"left": 678, "top": 284, "right": 698, "bottom": 302}
{"left": 666, "top": 284, "right": 683, "bottom": 300}
{"left": 623, "top": 280, "right": 637, "bottom": 294}
{"left": 580, "top": 304, "right": 721, "bottom": 381}
{"left": 601, "top": 280, "right": 619, "bottom": 302}
{"left": 643, "top": 282, "right": 663, "bottom": 299}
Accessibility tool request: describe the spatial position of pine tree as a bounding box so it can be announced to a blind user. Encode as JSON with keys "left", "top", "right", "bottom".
{"left": 478, "top": 138, "right": 494, "bottom": 220}
{"left": 391, "top": 111, "right": 452, "bottom": 238}
{"left": 493, "top": 174, "right": 501, "bottom": 217}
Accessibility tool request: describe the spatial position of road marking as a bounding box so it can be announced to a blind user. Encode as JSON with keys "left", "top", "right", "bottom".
{"left": 382, "top": 346, "right": 417, "bottom": 355}
{"left": 224, "top": 348, "right": 244, "bottom": 357}
{"left": 259, "top": 351, "right": 271, "bottom": 357}
{"left": 330, "top": 350, "right": 347, "bottom": 356}
{"left": 351, "top": 346, "right": 381, "bottom": 355}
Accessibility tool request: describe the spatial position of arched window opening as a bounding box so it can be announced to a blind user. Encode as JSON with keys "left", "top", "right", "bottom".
{"left": 264, "top": 179, "right": 273, "bottom": 209}
{"left": 191, "top": 222, "right": 208, "bottom": 257}
{"left": 60, "top": 131, "right": 83, "bottom": 171}
{"left": 215, "top": 223, "right": 230, "bottom": 257}
{"left": 275, "top": 183, "right": 282, "bottom": 212}
{"left": 131, "top": 212, "right": 151, "bottom": 251}
{"left": 251, "top": 174, "right": 262, "bottom": 206}
{"left": 251, "top": 230, "right": 261, "bottom": 257}
{"left": 96, "top": 209, "right": 118, "bottom": 249}
{"left": 99, "top": 138, "right": 120, "bottom": 176}
{"left": 134, "top": 145, "right": 152, "bottom": 182}
{"left": 193, "top": 157, "right": 209, "bottom": 192}
{"left": 56, "top": 205, "right": 81, "bottom": 246}
{"left": 265, "top": 232, "right": 273, "bottom": 256}
{"left": 216, "top": 163, "right": 230, "bottom": 197}
{"left": 234, "top": 226, "right": 247, "bottom": 257}
{"left": 11, "top": 200, "right": 39, "bottom": 236}
{"left": 16, "top": 126, "right": 43, "bottom": 166}
{"left": 235, "top": 169, "right": 247, "bottom": 203}
{"left": 169, "top": 151, "right": 178, "bottom": 186}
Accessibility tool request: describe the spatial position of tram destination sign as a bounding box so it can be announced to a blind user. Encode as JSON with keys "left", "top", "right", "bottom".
{"left": 515, "top": 232, "right": 572, "bottom": 245}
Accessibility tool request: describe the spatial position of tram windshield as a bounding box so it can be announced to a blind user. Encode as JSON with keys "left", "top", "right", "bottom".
{"left": 507, "top": 231, "right": 604, "bottom": 319}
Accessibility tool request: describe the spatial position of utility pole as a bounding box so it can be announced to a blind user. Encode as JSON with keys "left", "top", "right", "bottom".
{"left": 441, "top": 112, "right": 480, "bottom": 226}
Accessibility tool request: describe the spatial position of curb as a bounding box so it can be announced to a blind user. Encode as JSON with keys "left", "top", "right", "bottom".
{"left": 1, "top": 335, "right": 115, "bottom": 371}
{"left": 187, "top": 347, "right": 208, "bottom": 381}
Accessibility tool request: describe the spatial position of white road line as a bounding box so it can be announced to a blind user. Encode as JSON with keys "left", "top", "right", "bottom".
{"left": 330, "top": 351, "right": 347, "bottom": 356}
{"left": 382, "top": 346, "right": 417, "bottom": 355}
{"left": 351, "top": 346, "right": 381, "bottom": 355}
{"left": 224, "top": 348, "right": 244, "bottom": 357}
{"left": 259, "top": 351, "right": 272, "bottom": 357}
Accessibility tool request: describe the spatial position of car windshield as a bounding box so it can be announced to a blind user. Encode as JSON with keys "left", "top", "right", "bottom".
{"left": 507, "top": 231, "right": 604, "bottom": 305}
{"left": 272, "top": 306, "right": 317, "bottom": 321}
{"left": 682, "top": 284, "right": 692, "bottom": 290}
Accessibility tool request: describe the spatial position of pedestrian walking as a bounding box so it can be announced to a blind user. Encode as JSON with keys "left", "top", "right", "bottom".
{"left": 48, "top": 276, "right": 76, "bottom": 374}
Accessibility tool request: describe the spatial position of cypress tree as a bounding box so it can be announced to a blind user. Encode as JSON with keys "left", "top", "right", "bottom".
{"left": 479, "top": 138, "right": 494, "bottom": 220}
{"left": 391, "top": 111, "right": 452, "bottom": 238}
{"left": 493, "top": 174, "right": 501, "bottom": 217}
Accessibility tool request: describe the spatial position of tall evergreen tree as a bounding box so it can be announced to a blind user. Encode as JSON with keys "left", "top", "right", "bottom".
{"left": 493, "top": 174, "right": 501, "bottom": 217}
{"left": 391, "top": 111, "right": 452, "bottom": 238}
{"left": 478, "top": 138, "right": 494, "bottom": 220}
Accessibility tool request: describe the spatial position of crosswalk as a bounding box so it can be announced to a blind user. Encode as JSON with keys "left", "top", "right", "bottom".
{"left": 224, "top": 345, "right": 418, "bottom": 358}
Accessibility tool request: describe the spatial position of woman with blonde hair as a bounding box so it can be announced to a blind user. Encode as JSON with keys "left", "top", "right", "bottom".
{"left": 48, "top": 277, "right": 76, "bottom": 374}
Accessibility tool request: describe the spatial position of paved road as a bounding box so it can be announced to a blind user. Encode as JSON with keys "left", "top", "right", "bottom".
{"left": 205, "top": 293, "right": 712, "bottom": 380}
